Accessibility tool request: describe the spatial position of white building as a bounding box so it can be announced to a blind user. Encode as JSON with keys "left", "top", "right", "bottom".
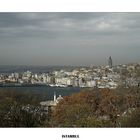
{"left": 86, "top": 80, "right": 96, "bottom": 87}
{"left": 40, "top": 93, "right": 63, "bottom": 111}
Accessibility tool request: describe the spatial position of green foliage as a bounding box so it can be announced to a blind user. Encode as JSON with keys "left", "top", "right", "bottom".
{"left": 0, "top": 89, "right": 48, "bottom": 127}
{"left": 0, "top": 89, "right": 40, "bottom": 106}
{"left": 120, "top": 108, "right": 140, "bottom": 127}
{"left": 75, "top": 117, "right": 111, "bottom": 127}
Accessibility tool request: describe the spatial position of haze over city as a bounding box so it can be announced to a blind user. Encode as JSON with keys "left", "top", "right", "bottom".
{"left": 0, "top": 13, "right": 140, "bottom": 66}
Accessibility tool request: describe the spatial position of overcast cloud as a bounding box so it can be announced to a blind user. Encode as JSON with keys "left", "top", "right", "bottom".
{"left": 0, "top": 13, "right": 140, "bottom": 66}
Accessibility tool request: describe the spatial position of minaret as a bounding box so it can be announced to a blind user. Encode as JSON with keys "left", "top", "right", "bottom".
{"left": 54, "top": 91, "right": 56, "bottom": 102}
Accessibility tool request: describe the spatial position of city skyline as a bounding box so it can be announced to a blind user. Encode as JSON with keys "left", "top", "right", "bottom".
{"left": 0, "top": 13, "right": 140, "bottom": 66}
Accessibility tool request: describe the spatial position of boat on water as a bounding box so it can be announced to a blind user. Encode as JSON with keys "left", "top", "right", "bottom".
{"left": 49, "top": 84, "right": 68, "bottom": 87}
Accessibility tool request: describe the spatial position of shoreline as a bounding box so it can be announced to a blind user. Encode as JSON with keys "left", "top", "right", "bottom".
{"left": 0, "top": 83, "right": 75, "bottom": 88}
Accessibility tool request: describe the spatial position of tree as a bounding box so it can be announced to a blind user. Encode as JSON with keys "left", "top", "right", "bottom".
{"left": 52, "top": 89, "right": 119, "bottom": 127}
{"left": 52, "top": 91, "right": 96, "bottom": 127}
{"left": 120, "top": 108, "right": 140, "bottom": 127}
{"left": 96, "top": 89, "right": 119, "bottom": 126}
{"left": 0, "top": 89, "right": 47, "bottom": 127}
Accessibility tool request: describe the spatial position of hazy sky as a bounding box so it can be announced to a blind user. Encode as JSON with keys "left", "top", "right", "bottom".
{"left": 0, "top": 13, "right": 140, "bottom": 66}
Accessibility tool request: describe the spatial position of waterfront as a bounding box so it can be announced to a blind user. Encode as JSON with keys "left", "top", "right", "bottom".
{"left": 0, "top": 86, "right": 81, "bottom": 101}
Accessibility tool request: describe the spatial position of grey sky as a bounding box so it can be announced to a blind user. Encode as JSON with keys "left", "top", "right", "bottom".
{"left": 0, "top": 13, "right": 140, "bottom": 66}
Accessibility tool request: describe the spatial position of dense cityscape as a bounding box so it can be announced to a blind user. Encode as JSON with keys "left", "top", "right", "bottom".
{"left": 0, "top": 57, "right": 140, "bottom": 89}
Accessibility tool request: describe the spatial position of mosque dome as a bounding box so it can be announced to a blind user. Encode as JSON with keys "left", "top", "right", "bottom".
{"left": 56, "top": 95, "right": 63, "bottom": 101}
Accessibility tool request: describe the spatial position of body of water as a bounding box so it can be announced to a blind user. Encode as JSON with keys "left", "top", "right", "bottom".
{"left": 0, "top": 86, "right": 81, "bottom": 101}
